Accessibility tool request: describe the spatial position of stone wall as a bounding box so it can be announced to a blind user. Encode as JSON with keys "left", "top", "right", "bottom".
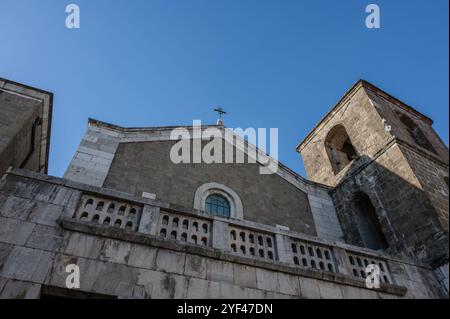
{"left": 103, "top": 140, "right": 315, "bottom": 235}
{"left": 0, "top": 78, "right": 53, "bottom": 176}
{"left": 0, "top": 90, "right": 39, "bottom": 175}
{"left": 399, "top": 145, "right": 449, "bottom": 234}
{"left": 330, "top": 146, "right": 448, "bottom": 266}
{"left": 434, "top": 263, "right": 449, "bottom": 295}
{"left": 364, "top": 86, "right": 449, "bottom": 162}
{"left": 297, "top": 80, "right": 449, "bottom": 268}
{"left": 64, "top": 122, "right": 121, "bottom": 187}
{"left": 298, "top": 84, "right": 392, "bottom": 187}
{"left": 305, "top": 184, "right": 343, "bottom": 242}
{"left": 64, "top": 120, "right": 344, "bottom": 240}
{"left": 0, "top": 169, "right": 445, "bottom": 299}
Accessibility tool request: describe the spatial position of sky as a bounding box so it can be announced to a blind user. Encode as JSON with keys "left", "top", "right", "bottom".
{"left": 0, "top": 0, "right": 448, "bottom": 178}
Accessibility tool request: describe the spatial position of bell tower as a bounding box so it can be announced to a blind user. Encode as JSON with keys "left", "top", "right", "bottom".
{"left": 297, "top": 80, "right": 449, "bottom": 278}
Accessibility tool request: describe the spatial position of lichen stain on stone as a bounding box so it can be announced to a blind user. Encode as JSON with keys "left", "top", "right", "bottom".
{"left": 189, "top": 256, "right": 202, "bottom": 272}
{"left": 161, "top": 275, "right": 176, "bottom": 299}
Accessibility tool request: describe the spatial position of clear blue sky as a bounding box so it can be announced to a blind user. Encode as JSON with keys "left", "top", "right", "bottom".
{"left": 1, "top": 0, "right": 448, "bottom": 178}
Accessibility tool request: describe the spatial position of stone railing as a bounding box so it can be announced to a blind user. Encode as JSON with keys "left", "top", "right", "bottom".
{"left": 228, "top": 225, "right": 276, "bottom": 261}
{"left": 73, "top": 194, "right": 142, "bottom": 231}
{"left": 71, "top": 192, "right": 395, "bottom": 287}
{"left": 156, "top": 210, "right": 212, "bottom": 247}
{"left": 286, "top": 236, "right": 337, "bottom": 273}
{"left": 344, "top": 250, "right": 392, "bottom": 285}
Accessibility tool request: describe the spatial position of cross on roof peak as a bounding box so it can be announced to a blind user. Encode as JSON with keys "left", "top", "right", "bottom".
{"left": 213, "top": 107, "right": 227, "bottom": 119}
{"left": 213, "top": 107, "right": 227, "bottom": 125}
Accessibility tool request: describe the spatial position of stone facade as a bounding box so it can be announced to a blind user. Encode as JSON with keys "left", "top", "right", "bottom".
{"left": 297, "top": 80, "right": 449, "bottom": 292}
{"left": 0, "top": 78, "right": 448, "bottom": 299}
{"left": 64, "top": 119, "right": 344, "bottom": 240}
{"left": 0, "top": 169, "right": 445, "bottom": 299}
{"left": 0, "top": 78, "right": 53, "bottom": 176}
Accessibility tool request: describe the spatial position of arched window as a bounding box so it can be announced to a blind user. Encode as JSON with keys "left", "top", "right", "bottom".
{"left": 205, "top": 194, "right": 231, "bottom": 218}
{"left": 325, "top": 125, "right": 358, "bottom": 174}
{"left": 396, "top": 112, "right": 437, "bottom": 154}
{"left": 193, "top": 182, "right": 244, "bottom": 219}
{"left": 351, "top": 193, "right": 388, "bottom": 251}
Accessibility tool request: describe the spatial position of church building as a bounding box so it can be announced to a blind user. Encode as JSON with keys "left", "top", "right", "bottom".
{"left": 0, "top": 77, "right": 448, "bottom": 299}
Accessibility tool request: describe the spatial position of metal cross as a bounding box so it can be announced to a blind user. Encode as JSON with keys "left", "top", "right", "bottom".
{"left": 213, "top": 107, "right": 227, "bottom": 120}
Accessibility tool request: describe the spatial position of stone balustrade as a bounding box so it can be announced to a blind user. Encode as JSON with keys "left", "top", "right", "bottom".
{"left": 71, "top": 192, "right": 396, "bottom": 288}
{"left": 156, "top": 210, "right": 212, "bottom": 247}
{"left": 73, "top": 194, "right": 142, "bottom": 231}
{"left": 287, "top": 237, "right": 337, "bottom": 274}
{"left": 228, "top": 225, "right": 276, "bottom": 261}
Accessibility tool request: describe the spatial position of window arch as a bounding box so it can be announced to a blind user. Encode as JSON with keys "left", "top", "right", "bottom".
{"left": 325, "top": 125, "right": 358, "bottom": 174}
{"left": 396, "top": 111, "right": 437, "bottom": 154}
{"left": 205, "top": 194, "right": 231, "bottom": 218}
{"left": 351, "top": 193, "right": 388, "bottom": 251}
{"left": 193, "top": 182, "right": 244, "bottom": 219}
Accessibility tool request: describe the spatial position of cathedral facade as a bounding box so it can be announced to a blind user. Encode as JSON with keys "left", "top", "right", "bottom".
{"left": 0, "top": 77, "right": 448, "bottom": 299}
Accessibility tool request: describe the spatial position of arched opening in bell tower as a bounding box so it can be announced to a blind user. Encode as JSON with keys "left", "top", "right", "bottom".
{"left": 351, "top": 192, "right": 388, "bottom": 251}
{"left": 325, "top": 125, "right": 358, "bottom": 174}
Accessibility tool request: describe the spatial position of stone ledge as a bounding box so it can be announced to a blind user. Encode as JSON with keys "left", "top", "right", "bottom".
{"left": 59, "top": 218, "right": 407, "bottom": 297}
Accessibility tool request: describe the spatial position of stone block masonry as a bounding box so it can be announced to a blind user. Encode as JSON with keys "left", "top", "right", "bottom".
{"left": 65, "top": 119, "right": 345, "bottom": 242}
{"left": 0, "top": 168, "right": 445, "bottom": 299}
{"left": 297, "top": 80, "right": 449, "bottom": 276}
{"left": 0, "top": 78, "right": 53, "bottom": 176}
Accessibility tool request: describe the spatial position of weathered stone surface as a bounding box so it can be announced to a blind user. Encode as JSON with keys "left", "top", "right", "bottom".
{"left": 0, "top": 166, "right": 445, "bottom": 299}
{"left": 233, "top": 264, "right": 257, "bottom": 289}
{"left": 219, "top": 281, "right": 251, "bottom": 299}
{"left": 127, "top": 244, "right": 157, "bottom": 270}
{"left": 186, "top": 278, "right": 220, "bottom": 299}
{"left": 184, "top": 254, "right": 207, "bottom": 279}
{"left": 26, "top": 224, "right": 63, "bottom": 251}
{"left": 116, "top": 282, "right": 146, "bottom": 299}
{"left": 49, "top": 253, "right": 139, "bottom": 297}
{"left": 99, "top": 239, "right": 132, "bottom": 265}
{"left": 434, "top": 263, "right": 449, "bottom": 295}
{"left": 318, "top": 281, "right": 344, "bottom": 299}
{"left": 61, "top": 232, "right": 104, "bottom": 260}
{"left": 0, "top": 195, "right": 66, "bottom": 228}
{"left": 298, "top": 277, "right": 321, "bottom": 299}
{"left": 27, "top": 202, "right": 65, "bottom": 227}
{"left": 0, "top": 246, "right": 53, "bottom": 283}
{"left": 255, "top": 268, "right": 279, "bottom": 292}
{"left": 340, "top": 286, "right": 379, "bottom": 299}
{"left": 138, "top": 205, "right": 159, "bottom": 235}
{"left": 298, "top": 80, "right": 448, "bottom": 271}
{"left": 0, "top": 196, "right": 36, "bottom": 220}
{"left": 0, "top": 278, "right": 41, "bottom": 299}
{"left": 0, "top": 243, "right": 13, "bottom": 270}
{"left": 155, "top": 249, "right": 186, "bottom": 275}
{"left": 264, "top": 291, "right": 296, "bottom": 299}
{"left": 0, "top": 79, "right": 52, "bottom": 177}
{"left": 137, "top": 269, "right": 188, "bottom": 299}
{"left": 206, "top": 259, "right": 234, "bottom": 284}
{"left": 0, "top": 217, "right": 35, "bottom": 246}
{"left": 278, "top": 273, "right": 301, "bottom": 296}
